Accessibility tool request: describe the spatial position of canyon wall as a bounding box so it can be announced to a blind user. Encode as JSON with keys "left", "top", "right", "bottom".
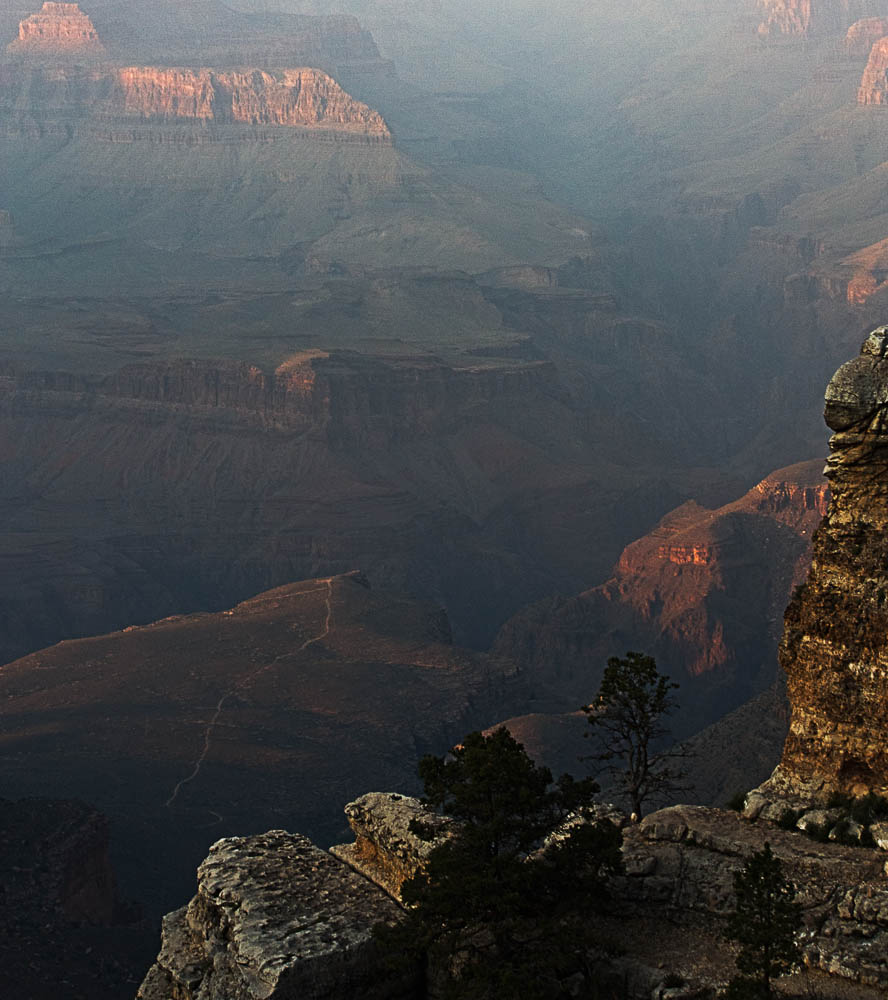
{"left": 859, "top": 36, "right": 888, "bottom": 102}
{"left": 0, "top": 63, "right": 391, "bottom": 141}
{"left": 7, "top": 2, "right": 104, "bottom": 55}
{"left": 492, "top": 460, "right": 827, "bottom": 732}
{"left": 845, "top": 16, "right": 888, "bottom": 54}
{"left": 757, "top": 0, "right": 813, "bottom": 36}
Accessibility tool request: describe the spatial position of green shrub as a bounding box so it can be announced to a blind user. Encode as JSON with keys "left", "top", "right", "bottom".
{"left": 726, "top": 791, "right": 747, "bottom": 812}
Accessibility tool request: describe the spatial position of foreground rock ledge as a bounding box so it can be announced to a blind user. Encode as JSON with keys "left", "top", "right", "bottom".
{"left": 137, "top": 830, "right": 414, "bottom": 1000}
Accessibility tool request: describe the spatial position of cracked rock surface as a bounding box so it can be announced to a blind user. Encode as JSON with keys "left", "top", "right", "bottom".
{"left": 137, "top": 829, "right": 414, "bottom": 1000}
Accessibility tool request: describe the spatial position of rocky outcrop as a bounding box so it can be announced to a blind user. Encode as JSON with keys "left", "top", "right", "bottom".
{"left": 0, "top": 62, "right": 391, "bottom": 141}
{"left": 756, "top": 0, "right": 813, "bottom": 36}
{"left": 845, "top": 16, "right": 888, "bottom": 55}
{"left": 137, "top": 830, "right": 414, "bottom": 1000}
{"left": 859, "top": 36, "right": 888, "bottom": 102}
{"left": 492, "top": 460, "right": 827, "bottom": 733}
{"left": 330, "top": 792, "right": 453, "bottom": 898}
{"left": 621, "top": 805, "right": 888, "bottom": 988}
{"left": 754, "top": 327, "right": 888, "bottom": 809}
{"left": 6, "top": 2, "right": 104, "bottom": 56}
{"left": 113, "top": 67, "right": 390, "bottom": 136}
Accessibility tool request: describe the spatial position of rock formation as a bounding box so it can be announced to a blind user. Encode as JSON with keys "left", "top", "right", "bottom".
{"left": 139, "top": 791, "right": 888, "bottom": 998}
{"left": 112, "top": 67, "right": 390, "bottom": 135}
{"left": 757, "top": 0, "right": 888, "bottom": 38}
{"left": 492, "top": 460, "right": 827, "bottom": 733}
{"left": 756, "top": 0, "right": 813, "bottom": 36}
{"left": 753, "top": 326, "right": 888, "bottom": 809}
{"left": 0, "top": 62, "right": 391, "bottom": 141}
{"left": 330, "top": 792, "right": 453, "bottom": 898}
{"left": 859, "top": 36, "right": 888, "bottom": 101}
{"left": 845, "top": 16, "right": 888, "bottom": 54}
{"left": 6, "top": 2, "right": 104, "bottom": 56}
{"left": 137, "top": 830, "right": 414, "bottom": 1000}
{"left": 622, "top": 805, "right": 888, "bottom": 988}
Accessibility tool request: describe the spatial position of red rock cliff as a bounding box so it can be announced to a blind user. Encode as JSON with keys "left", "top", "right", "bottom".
{"left": 113, "top": 66, "right": 389, "bottom": 135}
{"left": 757, "top": 0, "right": 813, "bottom": 36}
{"left": 845, "top": 16, "right": 888, "bottom": 55}
{"left": 7, "top": 2, "right": 104, "bottom": 55}
{"left": 493, "top": 460, "right": 827, "bottom": 731}
{"left": 859, "top": 35, "right": 888, "bottom": 102}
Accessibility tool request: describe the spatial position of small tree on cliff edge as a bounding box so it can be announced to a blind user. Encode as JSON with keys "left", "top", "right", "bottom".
{"left": 723, "top": 843, "right": 802, "bottom": 1000}
{"left": 376, "top": 727, "right": 623, "bottom": 999}
{"left": 583, "top": 651, "right": 687, "bottom": 819}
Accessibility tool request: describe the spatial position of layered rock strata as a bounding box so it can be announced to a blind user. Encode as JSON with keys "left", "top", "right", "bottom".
{"left": 137, "top": 830, "right": 414, "bottom": 1000}
{"left": 754, "top": 326, "right": 888, "bottom": 809}
{"left": 492, "top": 460, "right": 827, "bottom": 732}
{"left": 114, "top": 67, "right": 389, "bottom": 134}
{"left": 860, "top": 36, "right": 888, "bottom": 102}
{"left": 756, "top": 0, "right": 813, "bottom": 36}
{"left": 845, "top": 16, "right": 888, "bottom": 55}
{"left": 6, "top": 2, "right": 104, "bottom": 56}
{"left": 0, "top": 63, "right": 391, "bottom": 141}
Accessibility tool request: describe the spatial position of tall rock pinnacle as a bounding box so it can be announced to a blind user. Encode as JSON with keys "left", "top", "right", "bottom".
{"left": 754, "top": 326, "right": 888, "bottom": 809}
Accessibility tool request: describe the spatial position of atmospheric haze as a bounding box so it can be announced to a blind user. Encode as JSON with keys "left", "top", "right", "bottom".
{"left": 2, "top": 0, "right": 888, "bottom": 994}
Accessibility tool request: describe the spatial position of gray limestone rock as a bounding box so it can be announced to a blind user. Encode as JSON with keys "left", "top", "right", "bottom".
{"left": 623, "top": 805, "right": 888, "bottom": 987}
{"left": 137, "top": 830, "right": 416, "bottom": 1000}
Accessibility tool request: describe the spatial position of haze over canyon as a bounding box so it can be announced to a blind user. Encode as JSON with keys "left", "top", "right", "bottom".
{"left": 8, "top": 0, "right": 888, "bottom": 994}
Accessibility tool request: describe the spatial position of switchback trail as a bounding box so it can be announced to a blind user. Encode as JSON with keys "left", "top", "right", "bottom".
{"left": 163, "top": 578, "right": 335, "bottom": 809}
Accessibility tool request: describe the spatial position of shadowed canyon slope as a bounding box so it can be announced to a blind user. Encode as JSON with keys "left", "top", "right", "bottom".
{"left": 0, "top": 334, "right": 726, "bottom": 662}
{"left": 0, "top": 572, "right": 521, "bottom": 915}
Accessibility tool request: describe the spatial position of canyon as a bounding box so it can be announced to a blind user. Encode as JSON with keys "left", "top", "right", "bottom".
{"left": 12, "top": 2, "right": 888, "bottom": 993}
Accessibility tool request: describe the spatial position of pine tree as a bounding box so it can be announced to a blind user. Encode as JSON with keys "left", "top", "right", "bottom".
{"left": 724, "top": 843, "right": 802, "bottom": 999}
{"left": 583, "top": 651, "right": 687, "bottom": 818}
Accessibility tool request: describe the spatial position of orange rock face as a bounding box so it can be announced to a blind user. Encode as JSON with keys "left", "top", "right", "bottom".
{"left": 757, "top": 0, "right": 813, "bottom": 36}
{"left": 114, "top": 67, "right": 389, "bottom": 133}
{"left": 859, "top": 36, "right": 888, "bottom": 102}
{"left": 7, "top": 2, "right": 104, "bottom": 55}
{"left": 845, "top": 16, "right": 888, "bottom": 56}
{"left": 493, "top": 461, "right": 828, "bottom": 730}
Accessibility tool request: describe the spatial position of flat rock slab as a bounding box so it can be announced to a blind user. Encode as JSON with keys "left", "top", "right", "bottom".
{"left": 137, "top": 829, "right": 414, "bottom": 1000}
